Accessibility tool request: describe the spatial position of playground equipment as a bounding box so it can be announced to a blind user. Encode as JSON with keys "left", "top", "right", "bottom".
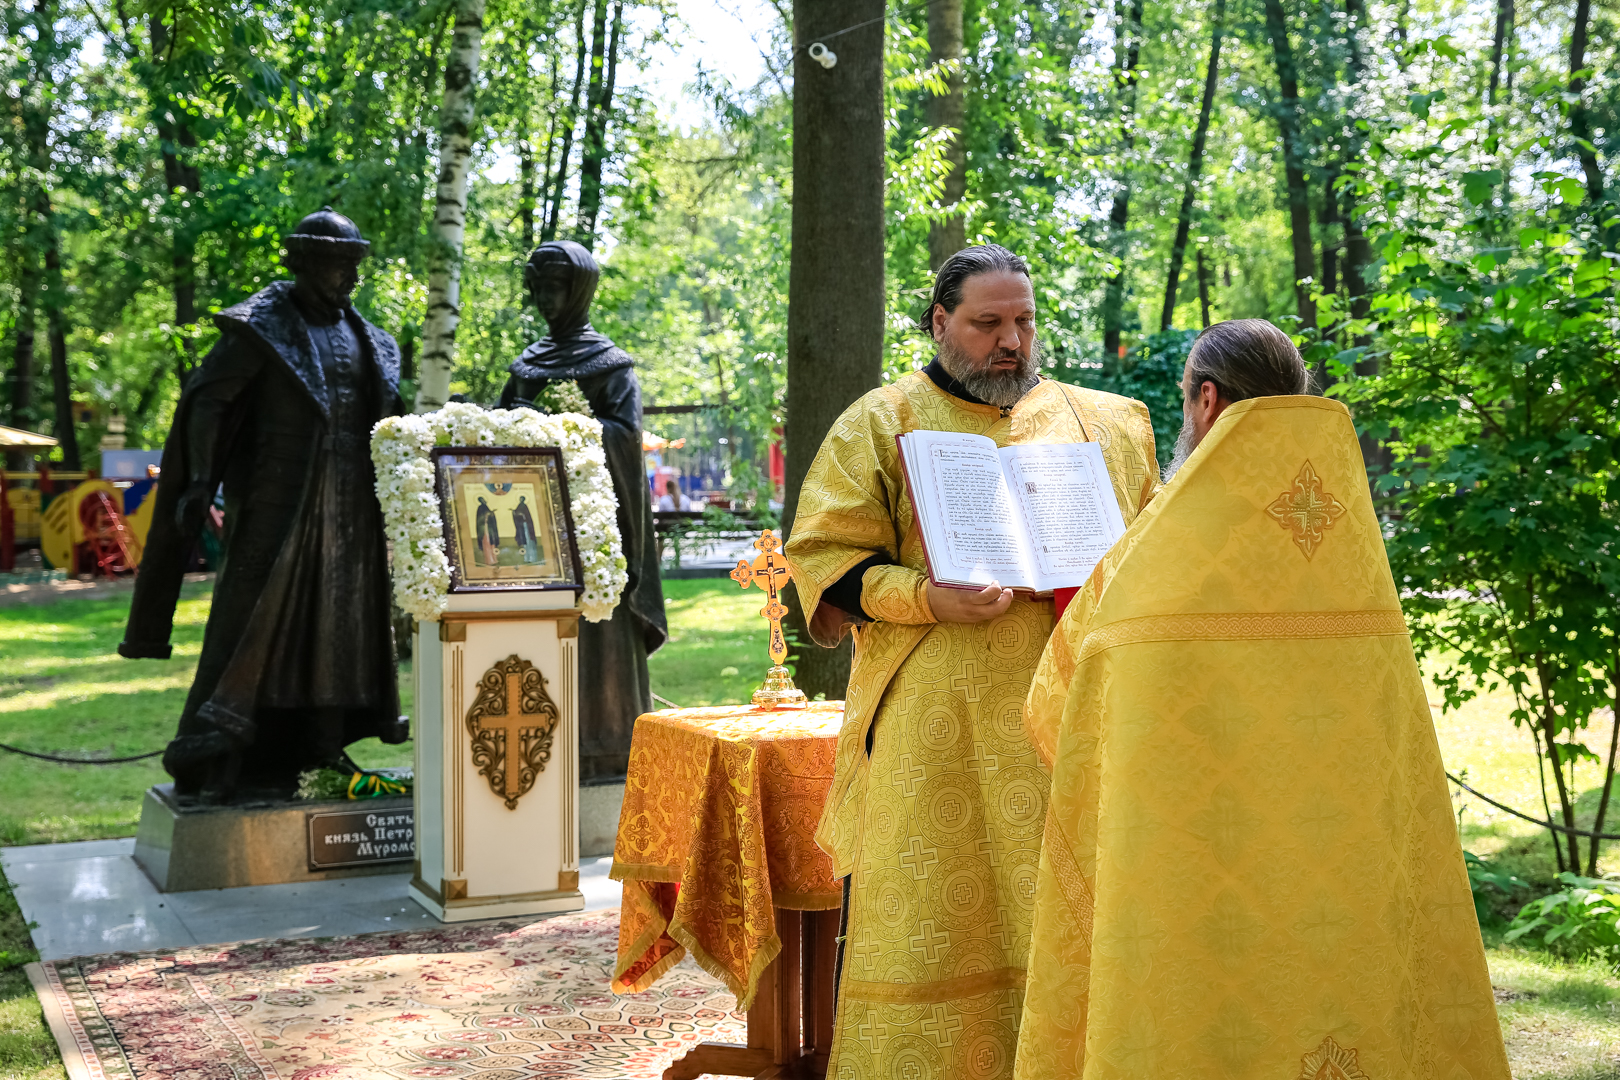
{"left": 80, "top": 489, "right": 142, "bottom": 574}
{"left": 1, "top": 472, "right": 158, "bottom": 575}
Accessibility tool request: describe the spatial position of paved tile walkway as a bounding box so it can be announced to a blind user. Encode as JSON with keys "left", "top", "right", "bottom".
{"left": 3, "top": 838, "right": 621, "bottom": 961}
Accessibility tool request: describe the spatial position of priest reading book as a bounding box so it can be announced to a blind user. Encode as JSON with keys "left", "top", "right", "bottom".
{"left": 897, "top": 429, "right": 1126, "bottom": 595}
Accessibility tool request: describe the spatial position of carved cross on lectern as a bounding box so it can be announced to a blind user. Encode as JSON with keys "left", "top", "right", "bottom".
{"left": 730, "top": 530, "right": 807, "bottom": 708}
{"left": 731, "top": 529, "right": 792, "bottom": 666}
{"left": 465, "top": 655, "right": 560, "bottom": 809}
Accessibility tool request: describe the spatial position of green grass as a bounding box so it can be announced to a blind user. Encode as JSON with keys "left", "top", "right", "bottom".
{"left": 647, "top": 577, "right": 775, "bottom": 708}
{"left": 0, "top": 577, "right": 757, "bottom": 846}
{"left": 0, "top": 868, "right": 63, "bottom": 1080}
{"left": 0, "top": 579, "right": 412, "bottom": 846}
{"left": 8, "top": 577, "right": 1620, "bottom": 1076}
{"left": 1489, "top": 948, "right": 1620, "bottom": 1076}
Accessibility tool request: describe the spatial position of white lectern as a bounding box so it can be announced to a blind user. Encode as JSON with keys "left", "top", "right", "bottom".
{"left": 409, "top": 588, "right": 584, "bottom": 921}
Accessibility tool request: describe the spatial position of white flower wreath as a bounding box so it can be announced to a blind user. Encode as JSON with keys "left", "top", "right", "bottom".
{"left": 370, "top": 403, "right": 627, "bottom": 623}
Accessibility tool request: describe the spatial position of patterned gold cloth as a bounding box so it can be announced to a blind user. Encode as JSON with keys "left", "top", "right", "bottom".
{"left": 1016, "top": 396, "right": 1510, "bottom": 1079}
{"left": 610, "top": 702, "right": 843, "bottom": 1009}
{"left": 785, "top": 373, "right": 1159, "bottom": 1080}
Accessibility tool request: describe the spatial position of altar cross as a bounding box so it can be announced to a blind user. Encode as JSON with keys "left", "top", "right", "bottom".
{"left": 731, "top": 529, "right": 792, "bottom": 667}
{"left": 475, "top": 670, "right": 535, "bottom": 801}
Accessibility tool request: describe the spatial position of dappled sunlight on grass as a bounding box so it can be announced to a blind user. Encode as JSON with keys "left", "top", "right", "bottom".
{"left": 646, "top": 578, "right": 767, "bottom": 708}
{"left": 1429, "top": 657, "right": 1620, "bottom": 886}
{"left": 0, "top": 580, "right": 412, "bottom": 844}
{"left": 1489, "top": 948, "right": 1620, "bottom": 1077}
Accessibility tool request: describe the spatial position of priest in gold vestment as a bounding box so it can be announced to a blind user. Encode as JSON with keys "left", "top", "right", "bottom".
{"left": 785, "top": 245, "right": 1160, "bottom": 1080}
{"left": 1016, "top": 320, "right": 1509, "bottom": 1080}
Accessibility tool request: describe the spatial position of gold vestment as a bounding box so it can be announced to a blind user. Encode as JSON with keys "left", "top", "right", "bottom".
{"left": 786, "top": 372, "right": 1159, "bottom": 1080}
{"left": 1016, "top": 396, "right": 1509, "bottom": 1079}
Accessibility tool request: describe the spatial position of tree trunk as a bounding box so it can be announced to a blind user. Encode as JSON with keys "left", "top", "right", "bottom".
{"left": 1530, "top": 724, "right": 1565, "bottom": 872}
{"left": 783, "top": 0, "right": 885, "bottom": 700}
{"left": 1487, "top": 0, "right": 1513, "bottom": 105}
{"left": 8, "top": 256, "right": 38, "bottom": 460}
{"left": 1101, "top": 0, "right": 1144, "bottom": 358}
{"left": 544, "top": 0, "right": 590, "bottom": 241}
{"left": 1196, "top": 247, "right": 1213, "bottom": 328}
{"left": 577, "top": 0, "right": 623, "bottom": 246}
{"left": 926, "top": 0, "right": 965, "bottom": 270}
{"left": 1569, "top": 0, "right": 1603, "bottom": 202}
{"left": 1342, "top": 0, "right": 1372, "bottom": 340}
{"left": 1261, "top": 0, "right": 1316, "bottom": 329}
{"left": 1342, "top": 0, "right": 1386, "bottom": 470}
{"left": 1159, "top": 0, "right": 1223, "bottom": 332}
{"left": 519, "top": 118, "right": 536, "bottom": 251}
{"left": 1535, "top": 652, "right": 1585, "bottom": 871}
{"left": 44, "top": 232, "right": 78, "bottom": 471}
{"left": 414, "top": 0, "right": 487, "bottom": 413}
{"left": 1319, "top": 172, "right": 1338, "bottom": 300}
{"left": 148, "top": 16, "right": 201, "bottom": 383}
{"left": 538, "top": 102, "right": 560, "bottom": 245}
{"left": 1588, "top": 661, "right": 1619, "bottom": 874}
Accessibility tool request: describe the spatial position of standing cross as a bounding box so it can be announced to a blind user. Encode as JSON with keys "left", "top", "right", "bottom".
{"left": 730, "top": 529, "right": 792, "bottom": 667}
{"left": 475, "top": 670, "right": 534, "bottom": 801}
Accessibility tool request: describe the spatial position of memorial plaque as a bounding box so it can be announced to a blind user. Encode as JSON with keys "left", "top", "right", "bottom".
{"left": 307, "top": 806, "right": 415, "bottom": 871}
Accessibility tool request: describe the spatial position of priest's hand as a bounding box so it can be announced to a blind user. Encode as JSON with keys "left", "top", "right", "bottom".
{"left": 926, "top": 581, "right": 1015, "bottom": 623}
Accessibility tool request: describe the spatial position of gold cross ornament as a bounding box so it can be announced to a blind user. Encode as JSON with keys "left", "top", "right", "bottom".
{"left": 731, "top": 529, "right": 808, "bottom": 709}
{"left": 465, "top": 656, "right": 561, "bottom": 809}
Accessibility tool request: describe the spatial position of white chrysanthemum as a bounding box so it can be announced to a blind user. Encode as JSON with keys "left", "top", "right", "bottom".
{"left": 371, "top": 405, "right": 628, "bottom": 622}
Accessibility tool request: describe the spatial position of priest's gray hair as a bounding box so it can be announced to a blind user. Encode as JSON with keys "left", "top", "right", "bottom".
{"left": 1184, "top": 319, "right": 1311, "bottom": 402}
{"left": 918, "top": 244, "right": 1031, "bottom": 337}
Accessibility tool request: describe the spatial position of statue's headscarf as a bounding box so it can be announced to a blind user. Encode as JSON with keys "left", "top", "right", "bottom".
{"left": 509, "top": 240, "right": 630, "bottom": 381}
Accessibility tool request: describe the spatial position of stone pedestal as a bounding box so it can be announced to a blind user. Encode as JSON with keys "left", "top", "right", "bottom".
{"left": 579, "top": 782, "right": 624, "bottom": 859}
{"left": 133, "top": 784, "right": 413, "bottom": 892}
{"left": 409, "top": 590, "right": 584, "bottom": 922}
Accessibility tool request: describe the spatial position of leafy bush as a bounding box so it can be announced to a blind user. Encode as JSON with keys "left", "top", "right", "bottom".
{"left": 1465, "top": 851, "right": 1528, "bottom": 929}
{"left": 1069, "top": 328, "right": 1194, "bottom": 470}
{"left": 1505, "top": 874, "right": 1620, "bottom": 958}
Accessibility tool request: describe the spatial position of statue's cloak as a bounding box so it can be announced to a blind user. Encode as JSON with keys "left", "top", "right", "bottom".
{"left": 1015, "top": 396, "right": 1510, "bottom": 1079}
{"left": 500, "top": 253, "right": 667, "bottom": 784}
{"left": 121, "top": 281, "right": 407, "bottom": 787}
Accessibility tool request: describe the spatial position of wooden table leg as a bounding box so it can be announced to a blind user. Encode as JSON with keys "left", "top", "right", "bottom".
{"left": 802, "top": 909, "right": 839, "bottom": 1073}
{"left": 661, "top": 908, "right": 839, "bottom": 1080}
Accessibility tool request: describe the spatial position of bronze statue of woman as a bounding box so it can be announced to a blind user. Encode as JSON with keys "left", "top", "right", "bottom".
{"left": 499, "top": 241, "right": 667, "bottom": 783}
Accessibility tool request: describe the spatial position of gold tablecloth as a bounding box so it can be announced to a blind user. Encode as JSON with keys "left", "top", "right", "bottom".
{"left": 610, "top": 701, "right": 844, "bottom": 1009}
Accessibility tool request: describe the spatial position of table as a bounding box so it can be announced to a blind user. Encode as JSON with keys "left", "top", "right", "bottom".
{"left": 611, "top": 702, "right": 844, "bottom": 1080}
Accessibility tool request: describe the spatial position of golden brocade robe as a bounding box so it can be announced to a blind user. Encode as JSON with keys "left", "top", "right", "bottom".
{"left": 786, "top": 372, "right": 1159, "bottom": 1080}
{"left": 1016, "top": 396, "right": 1510, "bottom": 1080}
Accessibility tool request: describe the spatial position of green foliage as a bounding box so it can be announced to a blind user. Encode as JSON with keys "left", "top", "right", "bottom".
{"left": 295, "top": 767, "right": 412, "bottom": 800}
{"left": 1320, "top": 62, "right": 1620, "bottom": 873}
{"left": 1506, "top": 875, "right": 1620, "bottom": 959}
{"left": 1466, "top": 851, "right": 1529, "bottom": 929}
{"left": 1071, "top": 329, "right": 1195, "bottom": 468}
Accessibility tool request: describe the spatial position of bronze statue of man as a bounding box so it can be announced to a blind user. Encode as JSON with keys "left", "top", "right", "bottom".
{"left": 499, "top": 240, "right": 667, "bottom": 783}
{"left": 121, "top": 208, "right": 407, "bottom": 802}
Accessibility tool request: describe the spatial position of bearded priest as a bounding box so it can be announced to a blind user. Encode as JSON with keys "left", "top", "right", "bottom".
{"left": 785, "top": 245, "right": 1161, "bottom": 1080}
{"left": 1015, "top": 319, "right": 1509, "bottom": 1080}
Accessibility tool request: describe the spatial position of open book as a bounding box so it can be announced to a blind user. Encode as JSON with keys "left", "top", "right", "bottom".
{"left": 897, "top": 430, "right": 1126, "bottom": 595}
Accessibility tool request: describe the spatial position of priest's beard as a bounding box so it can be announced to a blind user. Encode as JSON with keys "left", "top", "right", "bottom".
{"left": 1163, "top": 401, "right": 1199, "bottom": 481}
{"left": 936, "top": 334, "right": 1041, "bottom": 408}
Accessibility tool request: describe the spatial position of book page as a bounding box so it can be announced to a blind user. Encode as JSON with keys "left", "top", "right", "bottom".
{"left": 900, "top": 430, "right": 1033, "bottom": 589}
{"left": 1000, "top": 441, "right": 1127, "bottom": 591}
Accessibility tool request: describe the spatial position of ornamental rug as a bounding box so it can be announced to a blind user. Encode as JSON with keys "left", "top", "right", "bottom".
{"left": 27, "top": 908, "right": 745, "bottom": 1080}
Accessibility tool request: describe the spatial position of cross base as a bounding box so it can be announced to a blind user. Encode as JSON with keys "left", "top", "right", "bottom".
{"left": 752, "top": 665, "right": 808, "bottom": 710}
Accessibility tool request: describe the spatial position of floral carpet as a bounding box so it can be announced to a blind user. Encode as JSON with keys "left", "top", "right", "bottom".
{"left": 28, "top": 908, "right": 746, "bottom": 1080}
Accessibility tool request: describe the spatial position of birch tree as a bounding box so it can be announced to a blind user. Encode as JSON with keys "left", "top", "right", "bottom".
{"left": 415, "top": 0, "right": 487, "bottom": 413}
